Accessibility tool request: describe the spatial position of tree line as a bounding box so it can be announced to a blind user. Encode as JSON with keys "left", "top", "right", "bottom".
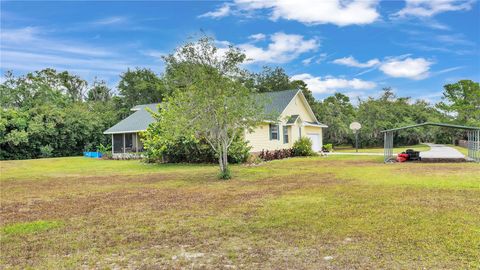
{"left": 1, "top": 38, "right": 479, "bottom": 161}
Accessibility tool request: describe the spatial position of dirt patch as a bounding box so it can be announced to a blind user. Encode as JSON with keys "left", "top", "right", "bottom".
{"left": 394, "top": 164, "right": 480, "bottom": 175}
{"left": 0, "top": 171, "right": 219, "bottom": 204}
{"left": 0, "top": 172, "right": 342, "bottom": 225}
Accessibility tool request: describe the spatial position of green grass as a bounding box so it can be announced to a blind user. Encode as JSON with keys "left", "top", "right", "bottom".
{"left": 0, "top": 156, "right": 214, "bottom": 181}
{"left": 2, "top": 220, "right": 62, "bottom": 236}
{"left": 447, "top": 144, "right": 480, "bottom": 158}
{"left": 447, "top": 144, "right": 469, "bottom": 155}
{"left": 1, "top": 156, "right": 479, "bottom": 269}
{"left": 334, "top": 143, "right": 430, "bottom": 153}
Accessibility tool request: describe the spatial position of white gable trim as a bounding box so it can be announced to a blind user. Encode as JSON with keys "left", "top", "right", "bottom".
{"left": 279, "top": 90, "right": 320, "bottom": 124}
{"left": 304, "top": 122, "right": 328, "bottom": 128}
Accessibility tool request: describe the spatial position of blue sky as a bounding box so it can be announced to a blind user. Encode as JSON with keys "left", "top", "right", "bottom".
{"left": 1, "top": 0, "right": 479, "bottom": 103}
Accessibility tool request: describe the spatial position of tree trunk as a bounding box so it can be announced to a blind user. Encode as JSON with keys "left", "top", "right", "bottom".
{"left": 222, "top": 142, "right": 228, "bottom": 172}
{"left": 217, "top": 142, "right": 229, "bottom": 178}
{"left": 218, "top": 145, "right": 224, "bottom": 173}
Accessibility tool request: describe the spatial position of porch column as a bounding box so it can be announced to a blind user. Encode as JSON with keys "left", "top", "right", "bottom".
{"left": 123, "top": 133, "right": 126, "bottom": 154}
{"left": 111, "top": 134, "right": 114, "bottom": 155}
{"left": 135, "top": 133, "right": 138, "bottom": 154}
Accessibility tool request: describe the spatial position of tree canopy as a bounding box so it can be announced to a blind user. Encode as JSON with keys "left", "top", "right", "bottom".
{"left": 437, "top": 80, "right": 480, "bottom": 127}
{"left": 1, "top": 34, "right": 478, "bottom": 161}
{"left": 117, "top": 68, "right": 167, "bottom": 109}
{"left": 152, "top": 37, "right": 270, "bottom": 178}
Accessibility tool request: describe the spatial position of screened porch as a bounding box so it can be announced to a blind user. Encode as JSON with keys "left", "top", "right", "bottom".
{"left": 112, "top": 132, "right": 144, "bottom": 155}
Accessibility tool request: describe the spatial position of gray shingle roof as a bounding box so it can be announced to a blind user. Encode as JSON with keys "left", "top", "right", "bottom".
{"left": 103, "top": 89, "right": 326, "bottom": 134}
{"left": 257, "top": 89, "right": 299, "bottom": 115}
{"left": 103, "top": 103, "right": 160, "bottom": 134}
{"left": 286, "top": 115, "right": 299, "bottom": 124}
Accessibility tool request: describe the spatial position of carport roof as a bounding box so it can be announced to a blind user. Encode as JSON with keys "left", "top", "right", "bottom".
{"left": 381, "top": 122, "right": 480, "bottom": 132}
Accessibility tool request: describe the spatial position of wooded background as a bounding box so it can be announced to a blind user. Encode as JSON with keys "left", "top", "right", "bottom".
{"left": 1, "top": 66, "right": 479, "bottom": 160}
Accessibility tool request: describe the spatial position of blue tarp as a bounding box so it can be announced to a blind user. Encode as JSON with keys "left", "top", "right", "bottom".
{"left": 83, "top": 152, "right": 102, "bottom": 158}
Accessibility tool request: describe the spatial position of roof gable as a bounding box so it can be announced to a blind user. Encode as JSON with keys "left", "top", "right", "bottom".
{"left": 104, "top": 103, "right": 160, "bottom": 134}
{"left": 256, "top": 89, "right": 299, "bottom": 115}
{"left": 259, "top": 89, "right": 324, "bottom": 126}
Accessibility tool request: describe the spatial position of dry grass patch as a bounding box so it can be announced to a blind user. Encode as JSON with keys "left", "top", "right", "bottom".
{"left": 1, "top": 156, "right": 479, "bottom": 269}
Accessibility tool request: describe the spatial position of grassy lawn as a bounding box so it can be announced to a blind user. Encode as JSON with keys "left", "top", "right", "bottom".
{"left": 1, "top": 156, "right": 479, "bottom": 269}
{"left": 448, "top": 144, "right": 469, "bottom": 156}
{"left": 334, "top": 143, "right": 431, "bottom": 154}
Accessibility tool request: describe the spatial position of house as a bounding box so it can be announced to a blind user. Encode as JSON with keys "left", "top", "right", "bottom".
{"left": 103, "top": 103, "right": 157, "bottom": 157}
{"left": 245, "top": 89, "right": 327, "bottom": 153}
{"left": 104, "top": 89, "right": 327, "bottom": 157}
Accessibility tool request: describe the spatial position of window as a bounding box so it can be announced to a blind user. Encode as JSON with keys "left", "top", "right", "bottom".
{"left": 269, "top": 124, "right": 279, "bottom": 140}
{"left": 283, "top": 126, "right": 289, "bottom": 144}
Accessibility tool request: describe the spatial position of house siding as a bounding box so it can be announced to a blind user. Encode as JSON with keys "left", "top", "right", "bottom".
{"left": 281, "top": 94, "right": 316, "bottom": 123}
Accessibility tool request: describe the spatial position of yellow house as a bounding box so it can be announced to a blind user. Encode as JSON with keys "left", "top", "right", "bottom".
{"left": 104, "top": 89, "right": 327, "bottom": 157}
{"left": 245, "top": 89, "right": 327, "bottom": 153}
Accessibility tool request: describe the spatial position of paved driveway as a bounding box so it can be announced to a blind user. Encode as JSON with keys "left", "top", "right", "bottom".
{"left": 420, "top": 143, "right": 465, "bottom": 159}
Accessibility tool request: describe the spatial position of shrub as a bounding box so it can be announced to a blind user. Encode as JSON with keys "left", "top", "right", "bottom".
{"left": 143, "top": 131, "right": 251, "bottom": 164}
{"left": 258, "top": 148, "right": 294, "bottom": 161}
{"left": 292, "top": 137, "right": 314, "bottom": 156}
{"left": 228, "top": 136, "right": 252, "bottom": 164}
{"left": 39, "top": 145, "right": 53, "bottom": 158}
{"left": 218, "top": 167, "right": 231, "bottom": 180}
{"left": 323, "top": 143, "right": 333, "bottom": 152}
{"left": 97, "top": 143, "right": 111, "bottom": 154}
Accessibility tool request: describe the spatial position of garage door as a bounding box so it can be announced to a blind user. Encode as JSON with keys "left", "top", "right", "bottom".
{"left": 307, "top": 133, "right": 321, "bottom": 152}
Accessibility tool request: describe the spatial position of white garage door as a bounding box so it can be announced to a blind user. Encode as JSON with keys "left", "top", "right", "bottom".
{"left": 307, "top": 133, "right": 321, "bottom": 152}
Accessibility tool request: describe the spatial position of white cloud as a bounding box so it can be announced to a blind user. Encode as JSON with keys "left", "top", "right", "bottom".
{"left": 198, "top": 3, "right": 232, "bottom": 18}
{"left": 291, "top": 73, "right": 377, "bottom": 94}
{"left": 379, "top": 57, "right": 433, "bottom": 80}
{"left": 302, "top": 53, "right": 328, "bottom": 65}
{"left": 435, "top": 34, "right": 475, "bottom": 46}
{"left": 91, "top": 16, "right": 129, "bottom": 26}
{"left": 202, "top": 0, "right": 380, "bottom": 26}
{"left": 0, "top": 27, "right": 158, "bottom": 85}
{"left": 333, "top": 56, "right": 380, "bottom": 68}
{"left": 394, "top": 0, "right": 474, "bottom": 17}
{"left": 248, "top": 33, "right": 266, "bottom": 42}
{"left": 1, "top": 50, "right": 132, "bottom": 74}
{"left": 141, "top": 50, "right": 166, "bottom": 61}
{"left": 236, "top": 32, "right": 318, "bottom": 63}
{"left": 302, "top": 56, "right": 315, "bottom": 65}
{"left": 0, "top": 26, "right": 38, "bottom": 43}
{"left": 0, "top": 27, "right": 112, "bottom": 57}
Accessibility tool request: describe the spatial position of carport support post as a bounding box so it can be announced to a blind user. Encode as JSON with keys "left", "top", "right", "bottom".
{"left": 477, "top": 130, "right": 480, "bottom": 162}
{"left": 384, "top": 131, "right": 394, "bottom": 163}
{"left": 467, "top": 131, "right": 470, "bottom": 159}
{"left": 475, "top": 129, "right": 480, "bottom": 162}
{"left": 466, "top": 130, "right": 480, "bottom": 162}
{"left": 383, "top": 132, "right": 387, "bottom": 163}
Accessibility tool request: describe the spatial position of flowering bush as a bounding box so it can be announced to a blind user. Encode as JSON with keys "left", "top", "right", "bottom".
{"left": 258, "top": 148, "right": 294, "bottom": 161}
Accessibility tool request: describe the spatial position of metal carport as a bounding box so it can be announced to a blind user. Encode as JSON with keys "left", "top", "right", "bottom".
{"left": 381, "top": 122, "right": 480, "bottom": 163}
